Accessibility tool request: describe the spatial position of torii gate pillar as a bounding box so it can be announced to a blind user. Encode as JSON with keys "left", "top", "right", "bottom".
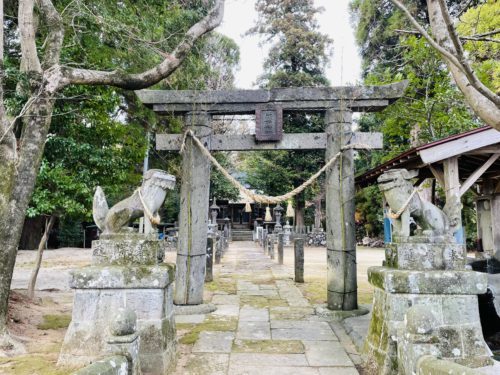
{"left": 325, "top": 109, "right": 357, "bottom": 310}
{"left": 174, "top": 111, "right": 212, "bottom": 305}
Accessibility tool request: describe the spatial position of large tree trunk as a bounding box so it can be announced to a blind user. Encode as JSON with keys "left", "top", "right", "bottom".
{"left": 0, "top": 95, "right": 55, "bottom": 336}
{"left": 27, "top": 215, "right": 56, "bottom": 300}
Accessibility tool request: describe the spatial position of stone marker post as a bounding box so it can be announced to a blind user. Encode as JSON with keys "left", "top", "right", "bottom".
{"left": 278, "top": 233, "right": 284, "bottom": 265}
{"left": 325, "top": 109, "right": 357, "bottom": 311}
{"left": 175, "top": 111, "right": 211, "bottom": 305}
{"left": 269, "top": 235, "right": 275, "bottom": 260}
{"left": 205, "top": 237, "right": 214, "bottom": 283}
{"left": 215, "top": 235, "right": 222, "bottom": 265}
{"left": 294, "top": 237, "right": 304, "bottom": 283}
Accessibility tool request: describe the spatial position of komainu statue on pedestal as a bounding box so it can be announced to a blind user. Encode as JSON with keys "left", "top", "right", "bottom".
{"left": 93, "top": 169, "right": 176, "bottom": 234}
{"left": 378, "top": 169, "right": 450, "bottom": 237}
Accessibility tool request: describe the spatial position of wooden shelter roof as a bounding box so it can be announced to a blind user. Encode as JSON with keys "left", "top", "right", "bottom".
{"left": 356, "top": 126, "right": 500, "bottom": 189}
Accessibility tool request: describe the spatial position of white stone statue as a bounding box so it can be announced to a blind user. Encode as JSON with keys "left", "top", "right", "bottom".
{"left": 93, "top": 169, "right": 175, "bottom": 234}
{"left": 378, "top": 169, "right": 450, "bottom": 237}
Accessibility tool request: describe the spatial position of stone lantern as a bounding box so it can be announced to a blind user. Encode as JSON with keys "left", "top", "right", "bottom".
{"left": 209, "top": 199, "right": 220, "bottom": 236}
{"left": 274, "top": 203, "right": 284, "bottom": 233}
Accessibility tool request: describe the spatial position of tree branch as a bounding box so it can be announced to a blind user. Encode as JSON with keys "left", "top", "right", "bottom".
{"left": 395, "top": 29, "right": 500, "bottom": 43}
{"left": 469, "top": 29, "right": 500, "bottom": 38}
{"left": 435, "top": 0, "right": 498, "bottom": 107}
{"left": 59, "top": 0, "right": 225, "bottom": 90}
{"left": 460, "top": 36, "right": 500, "bottom": 43}
{"left": 389, "top": 0, "right": 500, "bottom": 129}
{"left": 19, "top": 0, "right": 42, "bottom": 74}
{"left": 389, "top": 0, "right": 469, "bottom": 75}
{"left": 37, "top": 0, "right": 64, "bottom": 68}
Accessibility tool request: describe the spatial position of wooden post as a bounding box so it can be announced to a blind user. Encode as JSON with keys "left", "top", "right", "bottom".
{"left": 325, "top": 109, "right": 357, "bottom": 311}
{"left": 205, "top": 237, "right": 214, "bottom": 283}
{"left": 174, "top": 111, "right": 212, "bottom": 305}
{"left": 278, "top": 233, "right": 284, "bottom": 265}
{"left": 294, "top": 238, "right": 304, "bottom": 283}
{"left": 443, "top": 156, "right": 464, "bottom": 244}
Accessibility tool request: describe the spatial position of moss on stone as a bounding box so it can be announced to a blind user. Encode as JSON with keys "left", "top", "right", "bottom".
{"left": 177, "top": 316, "right": 237, "bottom": 346}
{"left": 122, "top": 265, "right": 154, "bottom": 283}
{"left": 37, "top": 314, "right": 71, "bottom": 330}
{"left": 232, "top": 339, "right": 304, "bottom": 354}
{"left": 205, "top": 279, "right": 237, "bottom": 294}
{"left": 240, "top": 296, "right": 287, "bottom": 308}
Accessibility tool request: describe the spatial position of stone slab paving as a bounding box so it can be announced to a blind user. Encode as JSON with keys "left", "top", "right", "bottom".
{"left": 172, "top": 241, "right": 359, "bottom": 375}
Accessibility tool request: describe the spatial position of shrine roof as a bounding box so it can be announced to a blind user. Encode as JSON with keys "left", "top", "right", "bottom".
{"left": 356, "top": 126, "right": 500, "bottom": 188}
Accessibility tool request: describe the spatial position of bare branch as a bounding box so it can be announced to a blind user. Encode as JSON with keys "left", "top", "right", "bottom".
{"left": 460, "top": 36, "right": 500, "bottom": 43}
{"left": 395, "top": 28, "right": 500, "bottom": 43}
{"left": 59, "top": 0, "right": 225, "bottom": 90}
{"left": 469, "top": 29, "right": 500, "bottom": 38}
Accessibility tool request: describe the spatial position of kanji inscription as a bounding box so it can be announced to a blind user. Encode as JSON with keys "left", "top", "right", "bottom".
{"left": 255, "top": 105, "right": 283, "bottom": 141}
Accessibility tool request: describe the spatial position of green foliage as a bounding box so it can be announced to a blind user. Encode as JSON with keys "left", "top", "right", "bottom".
{"left": 210, "top": 153, "right": 240, "bottom": 202}
{"left": 355, "top": 186, "right": 384, "bottom": 238}
{"left": 58, "top": 218, "right": 84, "bottom": 248}
{"left": 457, "top": 0, "right": 500, "bottom": 93}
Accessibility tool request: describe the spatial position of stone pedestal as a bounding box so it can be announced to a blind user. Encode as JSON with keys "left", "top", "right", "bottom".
{"left": 59, "top": 233, "right": 177, "bottom": 375}
{"left": 365, "top": 239, "right": 492, "bottom": 374}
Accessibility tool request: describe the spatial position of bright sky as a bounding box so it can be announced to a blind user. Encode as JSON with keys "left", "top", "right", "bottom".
{"left": 217, "top": 0, "right": 361, "bottom": 89}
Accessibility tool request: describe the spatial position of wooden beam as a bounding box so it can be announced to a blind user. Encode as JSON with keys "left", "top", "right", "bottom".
{"left": 419, "top": 128, "right": 500, "bottom": 164}
{"left": 465, "top": 144, "right": 500, "bottom": 154}
{"left": 156, "top": 132, "right": 383, "bottom": 151}
{"left": 429, "top": 164, "right": 445, "bottom": 187}
{"left": 459, "top": 153, "right": 500, "bottom": 197}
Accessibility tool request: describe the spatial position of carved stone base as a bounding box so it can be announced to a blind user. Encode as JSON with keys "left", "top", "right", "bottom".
{"left": 364, "top": 266, "right": 492, "bottom": 374}
{"left": 59, "top": 236, "right": 176, "bottom": 375}
{"left": 92, "top": 232, "right": 165, "bottom": 265}
{"left": 386, "top": 236, "right": 466, "bottom": 270}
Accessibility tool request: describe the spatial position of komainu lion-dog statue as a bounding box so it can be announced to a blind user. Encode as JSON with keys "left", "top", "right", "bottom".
{"left": 93, "top": 169, "right": 176, "bottom": 234}
{"left": 378, "top": 169, "right": 454, "bottom": 238}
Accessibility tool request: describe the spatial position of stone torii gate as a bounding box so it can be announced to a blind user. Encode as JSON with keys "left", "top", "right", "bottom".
{"left": 136, "top": 81, "right": 407, "bottom": 310}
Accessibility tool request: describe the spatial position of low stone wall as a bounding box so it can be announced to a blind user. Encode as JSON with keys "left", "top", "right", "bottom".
{"left": 73, "top": 355, "right": 128, "bottom": 375}
{"left": 417, "top": 355, "right": 482, "bottom": 375}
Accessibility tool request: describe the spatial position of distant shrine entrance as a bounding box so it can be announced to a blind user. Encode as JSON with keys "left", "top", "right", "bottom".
{"left": 136, "top": 82, "right": 407, "bottom": 311}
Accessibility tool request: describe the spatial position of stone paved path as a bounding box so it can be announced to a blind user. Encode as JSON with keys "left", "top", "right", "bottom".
{"left": 172, "top": 241, "right": 360, "bottom": 375}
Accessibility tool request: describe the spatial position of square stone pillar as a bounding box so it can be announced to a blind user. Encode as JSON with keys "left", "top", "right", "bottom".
{"left": 364, "top": 237, "right": 492, "bottom": 374}
{"left": 59, "top": 233, "right": 177, "bottom": 375}
{"left": 325, "top": 109, "right": 357, "bottom": 311}
{"left": 175, "top": 111, "right": 212, "bottom": 305}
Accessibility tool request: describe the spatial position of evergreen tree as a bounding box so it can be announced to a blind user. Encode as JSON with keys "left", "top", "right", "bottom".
{"left": 243, "top": 0, "right": 332, "bottom": 226}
